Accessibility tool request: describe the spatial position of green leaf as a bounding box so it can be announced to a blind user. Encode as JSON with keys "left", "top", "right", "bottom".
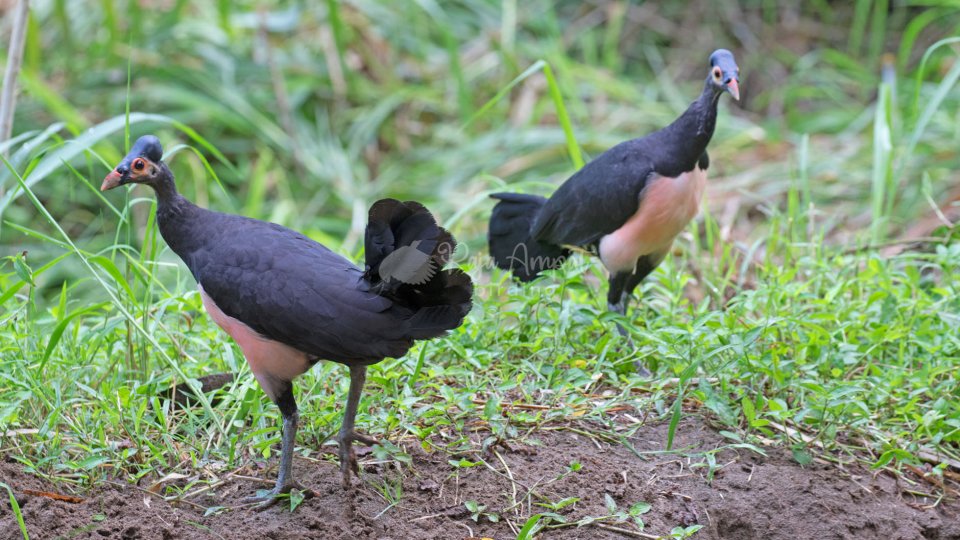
{"left": 0, "top": 482, "right": 29, "bottom": 540}
{"left": 483, "top": 393, "right": 500, "bottom": 419}
{"left": 872, "top": 448, "right": 915, "bottom": 469}
{"left": 288, "top": 489, "right": 305, "bottom": 512}
{"left": 666, "top": 394, "right": 683, "bottom": 451}
{"left": 12, "top": 254, "right": 33, "bottom": 286}
{"left": 741, "top": 396, "right": 756, "bottom": 424}
{"left": 604, "top": 493, "right": 617, "bottom": 514}
{"left": 629, "top": 501, "right": 652, "bottom": 515}
{"left": 516, "top": 514, "right": 544, "bottom": 540}
{"left": 90, "top": 256, "right": 136, "bottom": 300}
{"left": 791, "top": 446, "right": 814, "bottom": 466}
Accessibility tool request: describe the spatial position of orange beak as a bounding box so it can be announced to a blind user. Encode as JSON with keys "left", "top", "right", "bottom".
{"left": 101, "top": 170, "right": 123, "bottom": 191}
{"left": 726, "top": 79, "right": 740, "bottom": 101}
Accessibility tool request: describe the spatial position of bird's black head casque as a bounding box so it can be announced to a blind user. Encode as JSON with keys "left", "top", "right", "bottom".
{"left": 707, "top": 49, "right": 740, "bottom": 101}
{"left": 100, "top": 135, "right": 166, "bottom": 191}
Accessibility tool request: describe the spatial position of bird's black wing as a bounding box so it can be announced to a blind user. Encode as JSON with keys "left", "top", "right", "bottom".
{"left": 531, "top": 139, "right": 656, "bottom": 248}
{"left": 186, "top": 214, "right": 415, "bottom": 364}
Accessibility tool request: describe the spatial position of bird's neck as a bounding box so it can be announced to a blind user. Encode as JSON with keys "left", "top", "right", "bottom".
{"left": 151, "top": 164, "right": 181, "bottom": 205}
{"left": 658, "top": 81, "right": 721, "bottom": 170}
{"left": 151, "top": 165, "right": 200, "bottom": 257}
{"left": 675, "top": 80, "right": 721, "bottom": 141}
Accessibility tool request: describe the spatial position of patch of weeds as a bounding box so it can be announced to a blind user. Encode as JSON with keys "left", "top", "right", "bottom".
{"left": 370, "top": 473, "right": 404, "bottom": 518}
{"left": 464, "top": 499, "right": 501, "bottom": 524}
{"left": 670, "top": 525, "right": 705, "bottom": 539}
{"left": 371, "top": 439, "right": 412, "bottom": 467}
{"left": 600, "top": 493, "right": 653, "bottom": 530}
{"left": 524, "top": 495, "right": 659, "bottom": 537}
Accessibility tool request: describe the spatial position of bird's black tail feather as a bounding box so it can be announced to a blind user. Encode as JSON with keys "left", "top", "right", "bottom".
{"left": 488, "top": 193, "right": 570, "bottom": 282}
{"left": 363, "top": 199, "right": 473, "bottom": 337}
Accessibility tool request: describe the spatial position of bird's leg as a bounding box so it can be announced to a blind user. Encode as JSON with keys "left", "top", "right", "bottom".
{"left": 242, "top": 386, "right": 313, "bottom": 509}
{"left": 609, "top": 267, "right": 655, "bottom": 377}
{"left": 612, "top": 292, "right": 633, "bottom": 337}
{"left": 337, "top": 365, "right": 381, "bottom": 488}
{"left": 623, "top": 261, "right": 660, "bottom": 377}
{"left": 607, "top": 272, "right": 631, "bottom": 338}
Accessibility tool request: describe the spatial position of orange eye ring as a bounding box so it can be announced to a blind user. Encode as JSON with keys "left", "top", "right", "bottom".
{"left": 133, "top": 158, "right": 145, "bottom": 171}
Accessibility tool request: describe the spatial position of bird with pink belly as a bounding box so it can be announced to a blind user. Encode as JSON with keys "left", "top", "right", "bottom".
{"left": 488, "top": 49, "right": 740, "bottom": 364}
{"left": 101, "top": 136, "right": 472, "bottom": 506}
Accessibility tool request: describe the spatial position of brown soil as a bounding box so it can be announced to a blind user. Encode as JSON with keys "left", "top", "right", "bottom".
{"left": 2, "top": 415, "right": 958, "bottom": 540}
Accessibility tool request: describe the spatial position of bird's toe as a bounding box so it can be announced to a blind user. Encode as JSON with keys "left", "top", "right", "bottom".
{"left": 337, "top": 429, "right": 383, "bottom": 489}
{"left": 339, "top": 446, "right": 359, "bottom": 489}
{"left": 240, "top": 481, "right": 314, "bottom": 510}
{"left": 350, "top": 430, "right": 381, "bottom": 447}
{"left": 241, "top": 492, "right": 281, "bottom": 511}
{"left": 632, "top": 360, "right": 652, "bottom": 378}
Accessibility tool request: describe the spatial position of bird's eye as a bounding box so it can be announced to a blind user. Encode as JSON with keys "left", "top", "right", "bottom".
{"left": 712, "top": 67, "right": 722, "bottom": 80}
{"left": 133, "top": 158, "right": 145, "bottom": 171}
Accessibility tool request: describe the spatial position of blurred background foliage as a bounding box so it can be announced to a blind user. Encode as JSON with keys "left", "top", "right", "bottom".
{"left": 0, "top": 2, "right": 959, "bottom": 505}
{"left": 1, "top": 0, "right": 959, "bottom": 302}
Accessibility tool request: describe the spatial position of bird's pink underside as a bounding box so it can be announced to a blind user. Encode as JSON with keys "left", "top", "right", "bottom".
{"left": 199, "top": 285, "right": 311, "bottom": 401}
{"left": 598, "top": 167, "right": 707, "bottom": 273}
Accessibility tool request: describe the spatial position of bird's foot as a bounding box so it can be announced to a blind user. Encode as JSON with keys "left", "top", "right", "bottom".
{"left": 240, "top": 480, "right": 315, "bottom": 510}
{"left": 632, "top": 360, "right": 652, "bottom": 378}
{"left": 337, "top": 430, "right": 382, "bottom": 489}
{"left": 612, "top": 321, "right": 651, "bottom": 377}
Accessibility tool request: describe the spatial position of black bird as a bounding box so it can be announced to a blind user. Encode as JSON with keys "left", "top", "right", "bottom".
{"left": 488, "top": 49, "right": 739, "bottom": 339}
{"left": 101, "top": 136, "right": 473, "bottom": 504}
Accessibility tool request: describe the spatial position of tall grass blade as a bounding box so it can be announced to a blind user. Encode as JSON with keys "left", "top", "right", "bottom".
{"left": 542, "top": 63, "right": 584, "bottom": 169}
{"left": 908, "top": 37, "right": 960, "bottom": 124}
{"left": 870, "top": 83, "right": 893, "bottom": 244}
{"left": 325, "top": 0, "right": 352, "bottom": 95}
{"left": 463, "top": 60, "right": 547, "bottom": 129}
{"left": 462, "top": 58, "right": 582, "bottom": 168}
{"left": 847, "top": 0, "right": 871, "bottom": 57}
{"left": 666, "top": 390, "right": 683, "bottom": 451}
{"left": 0, "top": 112, "right": 236, "bottom": 217}
{"left": 0, "top": 482, "right": 28, "bottom": 540}
{"left": 1, "top": 155, "right": 225, "bottom": 435}
{"left": 899, "top": 46, "right": 960, "bottom": 200}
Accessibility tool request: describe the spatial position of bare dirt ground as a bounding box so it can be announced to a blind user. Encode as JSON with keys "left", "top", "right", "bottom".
{"left": 2, "top": 415, "right": 958, "bottom": 540}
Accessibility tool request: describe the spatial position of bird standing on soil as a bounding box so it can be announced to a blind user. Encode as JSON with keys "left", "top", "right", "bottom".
{"left": 488, "top": 49, "right": 739, "bottom": 341}
{"left": 101, "top": 136, "right": 473, "bottom": 504}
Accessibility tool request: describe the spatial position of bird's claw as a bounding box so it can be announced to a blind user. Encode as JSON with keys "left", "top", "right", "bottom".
{"left": 632, "top": 360, "right": 652, "bottom": 378}
{"left": 350, "top": 430, "right": 380, "bottom": 447}
{"left": 613, "top": 323, "right": 652, "bottom": 377}
{"left": 337, "top": 430, "right": 382, "bottom": 489}
{"left": 240, "top": 481, "right": 315, "bottom": 511}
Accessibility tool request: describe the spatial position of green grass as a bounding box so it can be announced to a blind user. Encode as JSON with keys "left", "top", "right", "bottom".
{"left": 2, "top": 1, "right": 960, "bottom": 537}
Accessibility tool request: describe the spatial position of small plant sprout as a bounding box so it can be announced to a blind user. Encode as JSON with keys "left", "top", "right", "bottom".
{"left": 464, "top": 500, "right": 500, "bottom": 523}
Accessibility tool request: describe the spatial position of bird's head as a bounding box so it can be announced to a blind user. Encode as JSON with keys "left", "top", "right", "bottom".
{"left": 707, "top": 49, "right": 740, "bottom": 101}
{"left": 100, "top": 135, "right": 166, "bottom": 191}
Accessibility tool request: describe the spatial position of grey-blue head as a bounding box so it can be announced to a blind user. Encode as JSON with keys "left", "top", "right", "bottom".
{"left": 101, "top": 135, "right": 166, "bottom": 191}
{"left": 708, "top": 49, "right": 740, "bottom": 101}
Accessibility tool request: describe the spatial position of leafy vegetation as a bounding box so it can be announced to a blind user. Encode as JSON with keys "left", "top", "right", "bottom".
{"left": 2, "top": 0, "right": 959, "bottom": 537}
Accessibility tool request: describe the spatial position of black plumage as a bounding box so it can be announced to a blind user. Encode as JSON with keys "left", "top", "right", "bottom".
{"left": 102, "top": 136, "right": 472, "bottom": 504}
{"left": 488, "top": 49, "right": 739, "bottom": 348}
